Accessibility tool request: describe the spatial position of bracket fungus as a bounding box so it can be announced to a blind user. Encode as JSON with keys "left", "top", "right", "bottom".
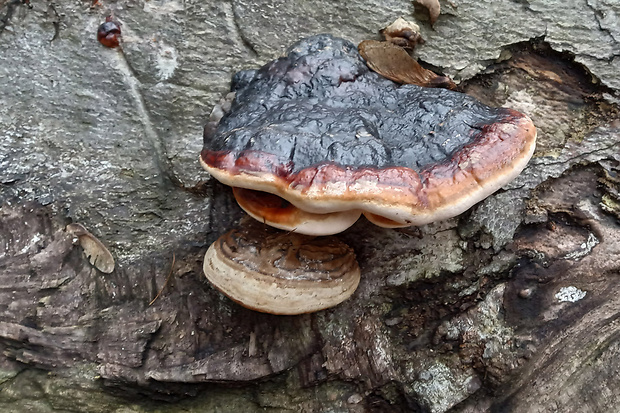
{"left": 202, "top": 35, "right": 536, "bottom": 235}
{"left": 200, "top": 34, "right": 536, "bottom": 314}
{"left": 203, "top": 219, "right": 360, "bottom": 315}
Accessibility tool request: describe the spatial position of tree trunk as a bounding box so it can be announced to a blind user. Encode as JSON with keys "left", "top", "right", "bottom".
{"left": 1, "top": 0, "right": 619, "bottom": 412}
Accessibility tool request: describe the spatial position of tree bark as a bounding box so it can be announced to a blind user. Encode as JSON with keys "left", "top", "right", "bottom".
{"left": 1, "top": 0, "right": 619, "bottom": 412}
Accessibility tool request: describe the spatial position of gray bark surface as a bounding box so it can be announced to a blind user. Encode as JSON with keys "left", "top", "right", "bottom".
{"left": 0, "top": 0, "right": 619, "bottom": 412}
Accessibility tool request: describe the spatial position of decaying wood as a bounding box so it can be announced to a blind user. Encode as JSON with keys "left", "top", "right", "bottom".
{"left": 0, "top": 2, "right": 619, "bottom": 410}
{"left": 2, "top": 132, "right": 619, "bottom": 410}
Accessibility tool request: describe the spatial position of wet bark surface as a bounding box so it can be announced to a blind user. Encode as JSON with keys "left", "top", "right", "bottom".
{"left": 1, "top": 1, "right": 619, "bottom": 412}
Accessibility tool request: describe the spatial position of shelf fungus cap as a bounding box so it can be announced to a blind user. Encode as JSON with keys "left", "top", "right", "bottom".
{"left": 203, "top": 220, "right": 361, "bottom": 314}
{"left": 201, "top": 35, "right": 537, "bottom": 236}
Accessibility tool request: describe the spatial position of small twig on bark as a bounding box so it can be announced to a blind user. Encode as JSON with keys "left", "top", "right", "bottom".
{"left": 149, "top": 253, "right": 176, "bottom": 306}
